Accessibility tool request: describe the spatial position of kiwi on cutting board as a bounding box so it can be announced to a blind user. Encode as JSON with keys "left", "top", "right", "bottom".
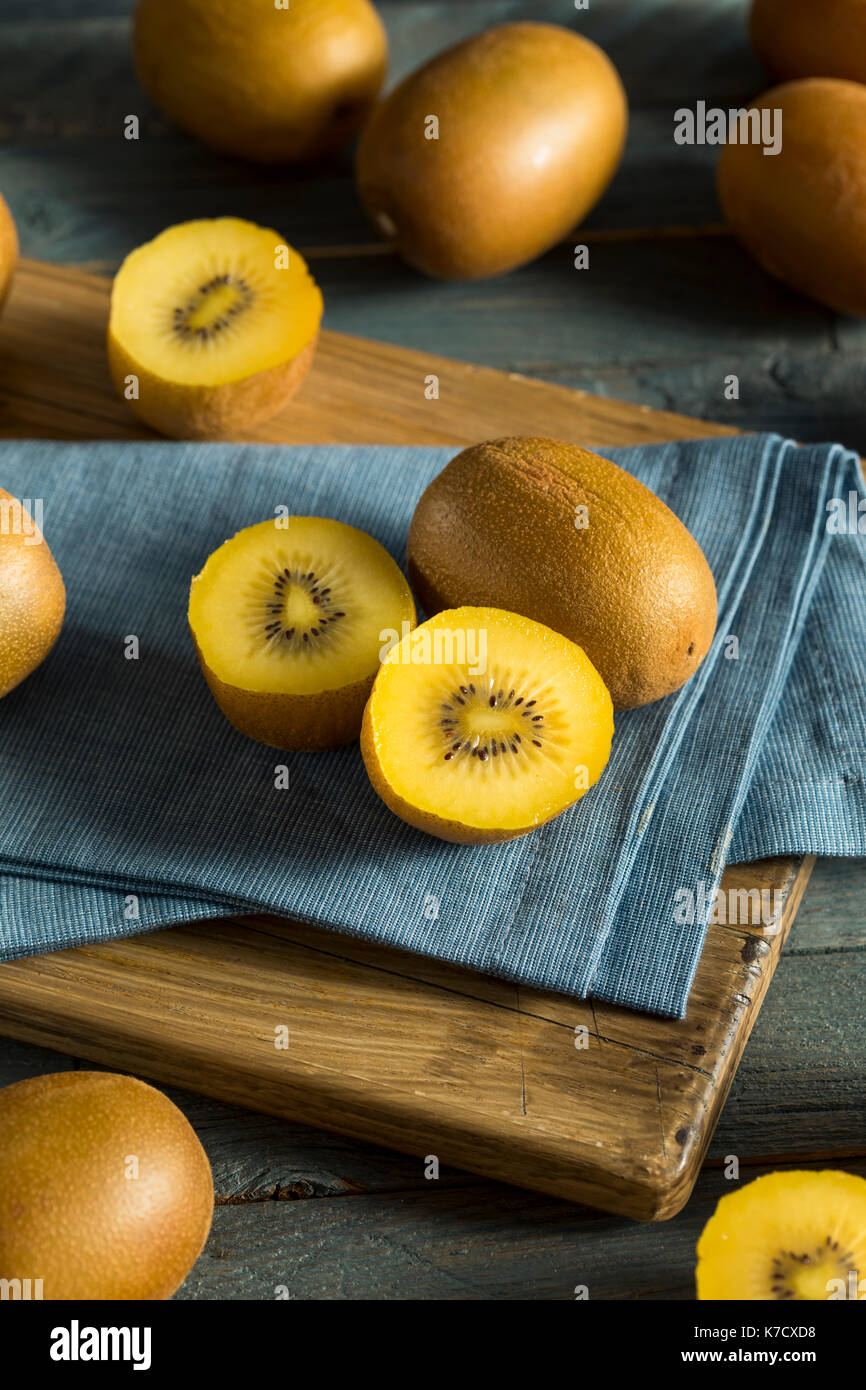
{"left": 0, "top": 1071, "right": 213, "bottom": 1300}
{"left": 0, "top": 488, "right": 65, "bottom": 700}
{"left": 189, "top": 516, "right": 416, "bottom": 750}
{"left": 697, "top": 1170, "right": 866, "bottom": 1300}
{"left": 361, "top": 607, "right": 614, "bottom": 844}
{"left": 355, "top": 21, "right": 627, "bottom": 280}
{"left": 718, "top": 79, "right": 866, "bottom": 318}
{"left": 134, "top": 0, "right": 388, "bottom": 163}
{"left": 408, "top": 437, "right": 717, "bottom": 710}
{"left": 0, "top": 192, "right": 17, "bottom": 311}
{"left": 107, "top": 218, "right": 323, "bottom": 439}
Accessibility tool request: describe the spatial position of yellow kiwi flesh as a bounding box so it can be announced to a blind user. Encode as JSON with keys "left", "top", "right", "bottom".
{"left": 0, "top": 1071, "right": 213, "bottom": 1301}
{"left": 408, "top": 437, "right": 717, "bottom": 709}
{"left": 0, "top": 488, "right": 66, "bottom": 699}
{"left": 356, "top": 22, "right": 627, "bottom": 280}
{"left": 697, "top": 1170, "right": 866, "bottom": 1300}
{"left": 0, "top": 192, "right": 18, "bottom": 311}
{"left": 189, "top": 516, "right": 416, "bottom": 749}
{"left": 134, "top": 0, "right": 388, "bottom": 164}
{"left": 362, "top": 607, "right": 613, "bottom": 843}
{"left": 108, "top": 218, "right": 323, "bottom": 438}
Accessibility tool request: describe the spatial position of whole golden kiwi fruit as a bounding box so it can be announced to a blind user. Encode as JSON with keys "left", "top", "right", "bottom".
{"left": 407, "top": 438, "right": 717, "bottom": 710}
{"left": 0, "top": 488, "right": 66, "bottom": 699}
{"left": 750, "top": 0, "right": 866, "bottom": 85}
{"left": 133, "top": 0, "right": 388, "bottom": 163}
{"left": 356, "top": 22, "right": 627, "bottom": 280}
{"left": 718, "top": 79, "right": 866, "bottom": 317}
{"left": 0, "top": 1071, "right": 214, "bottom": 1300}
{"left": 0, "top": 192, "right": 18, "bottom": 310}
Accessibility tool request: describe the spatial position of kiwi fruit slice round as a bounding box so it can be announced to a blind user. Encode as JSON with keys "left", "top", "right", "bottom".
{"left": 697, "top": 1170, "right": 866, "bottom": 1300}
{"left": 189, "top": 516, "right": 415, "bottom": 750}
{"left": 361, "top": 606, "right": 614, "bottom": 843}
{"left": 108, "top": 218, "right": 323, "bottom": 439}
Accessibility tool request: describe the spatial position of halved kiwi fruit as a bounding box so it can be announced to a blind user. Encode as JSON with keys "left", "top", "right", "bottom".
{"left": 189, "top": 516, "right": 415, "bottom": 750}
{"left": 697, "top": 1170, "right": 866, "bottom": 1300}
{"left": 361, "top": 606, "right": 614, "bottom": 843}
{"left": 108, "top": 218, "right": 323, "bottom": 439}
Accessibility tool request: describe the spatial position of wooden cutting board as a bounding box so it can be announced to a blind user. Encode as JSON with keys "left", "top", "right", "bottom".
{"left": 0, "top": 259, "right": 813, "bottom": 1221}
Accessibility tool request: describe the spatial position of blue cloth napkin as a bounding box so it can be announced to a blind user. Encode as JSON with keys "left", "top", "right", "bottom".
{"left": 1, "top": 437, "right": 864, "bottom": 1018}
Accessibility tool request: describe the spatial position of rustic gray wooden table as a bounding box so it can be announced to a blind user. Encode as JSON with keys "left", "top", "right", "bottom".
{"left": 1, "top": 0, "right": 864, "bottom": 1299}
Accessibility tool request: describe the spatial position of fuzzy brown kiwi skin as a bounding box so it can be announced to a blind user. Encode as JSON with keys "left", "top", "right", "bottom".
{"left": 407, "top": 437, "right": 717, "bottom": 710}
{"left": 192, "top": 631, "right": 379, "bottom": 751}
{"left": 107, "top": 332, "right": 319, "bottom": 440}
{"left": 0, "top": 1071, "right": 213, "bottom": 1301}
{"left": 0, "top": 489, "right": 66, "bottom": 700}
{"left": 0, "top": 194, "right": 18, "bottom": 312}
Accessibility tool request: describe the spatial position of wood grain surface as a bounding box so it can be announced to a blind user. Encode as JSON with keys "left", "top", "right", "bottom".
{"left": 0, "top": 256, "right": 812, "bottom": 1222}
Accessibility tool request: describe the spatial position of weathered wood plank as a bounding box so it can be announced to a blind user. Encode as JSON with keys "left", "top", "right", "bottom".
{"left": 174, "top": 1155, "right": 866, "bottom": 1300}
{"left": 0, "top": 120, "right": 732, "bottom": 259}
{"left": 710, "top": 948, "right": 866, "bottom": 1161}
{"left": 0, "top": 1034, "right": 76, "bottom": 1087}
{"left": 787, "top": 858, "right": 866, "bottom": 955}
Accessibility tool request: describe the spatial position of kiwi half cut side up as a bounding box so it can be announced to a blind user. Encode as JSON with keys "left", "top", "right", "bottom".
{"left": 361, "top": 606, "right": 614, "bottom": 843}
{"left": 108, "top": 218, "right": 323, "bottom": 440}
{"left": 696, "top": 1170, "right": 866, "bottom": 1301}
{"left": 188, "top": 516, "right": 416, "bottom": 750}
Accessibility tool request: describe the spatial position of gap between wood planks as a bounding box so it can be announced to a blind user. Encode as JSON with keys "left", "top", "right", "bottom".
{"left": 210, "top": 1151, "right": 866, "bottom": 1206}
{"left": 72, "top": 224, "right": 733, "bottom": 276}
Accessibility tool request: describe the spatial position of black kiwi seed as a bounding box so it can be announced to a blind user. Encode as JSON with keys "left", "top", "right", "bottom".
{"left": 262, "top": 567, "right": 346, "bottom": 651}
{"left": 768, "top": 1243, "right": 859, "bottom": 1299}
{"left": 172, "top": 273, "right": 255, "bottom": 343}
{"left": 438, "top": 680, "right": 550, "bottom": 764}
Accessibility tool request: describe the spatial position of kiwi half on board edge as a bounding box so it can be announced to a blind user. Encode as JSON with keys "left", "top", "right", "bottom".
{"left": 188, "top": 515, "right": 416, "bottom": 750}
{"left": 108, "top": 218, "right": 323, "bottom": 440}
